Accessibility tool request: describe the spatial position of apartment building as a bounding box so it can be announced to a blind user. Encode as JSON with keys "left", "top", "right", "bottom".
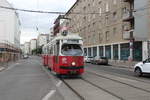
{"left": 37, "top": 34, "right": 49, "bottom": 47}
{"left": 30, "top": 39, "right": 37, "bottom": 53}
{"left": 66, "top": 0, "right": 150, "bottom": 61}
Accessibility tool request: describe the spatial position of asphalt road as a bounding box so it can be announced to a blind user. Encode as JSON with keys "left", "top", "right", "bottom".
{"left": 85, "top": 63, "right": 150, "bottom": 84}
{"left": 1, "top": 57, "right": 150, "bottom": 100}
{"left": 0, "top": 56, "right": 58, "bottom": 100}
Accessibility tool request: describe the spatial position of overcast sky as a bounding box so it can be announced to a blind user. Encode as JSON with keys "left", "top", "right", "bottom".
{"left": 7, "top": 0, "right": 76, "bottom": 44}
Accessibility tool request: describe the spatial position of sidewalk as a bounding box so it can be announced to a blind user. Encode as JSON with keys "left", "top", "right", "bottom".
{"left": 0, "top": 61, "right": 17, "bottom": 72}
{"left": 109, "top": 60, "right": 138, "bottom": 69}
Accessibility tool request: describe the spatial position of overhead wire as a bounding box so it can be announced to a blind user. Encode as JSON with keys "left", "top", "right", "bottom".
{"left": 0, "top": 3, "right": 149, "bottom": 17}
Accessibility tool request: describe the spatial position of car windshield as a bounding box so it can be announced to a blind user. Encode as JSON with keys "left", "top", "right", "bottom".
{"left": 61, "top": 44, "right": 83, "bottom": 56}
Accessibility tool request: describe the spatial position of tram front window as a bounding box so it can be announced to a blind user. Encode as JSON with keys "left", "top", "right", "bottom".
{"left": 61, "top": 44, "right": 83, "bottom": 56}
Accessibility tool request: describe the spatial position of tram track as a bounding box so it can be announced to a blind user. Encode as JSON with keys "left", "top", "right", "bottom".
{"left": 86, "top": 64, "right": 150, "bottom": 84}
{"left": 60, "top": 71, "right": 150, "bottom": 100}
{"left": 86, "top": 71, "right": 150, "bottom": 93}
{"left": 80, "top": 78, "right": 124, "bottom": 100}
{"left": 61, "top": 77, "right": 123, "bottom": 100}
{"left": 61, "top": 79, "right": 85, "bottom": 100}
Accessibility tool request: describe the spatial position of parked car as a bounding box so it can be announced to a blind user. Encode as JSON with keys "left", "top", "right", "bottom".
{"left": 134, "top": 58, "right": 150, "bottom": 76}
{"left": 23, "top": 54, "right": 29, "bottom": 59}
{"left": 84, "top": 56, "right": 93, "bottom": 63}
{"left": 91, "top": 56, "right": 108, "bottom": 65}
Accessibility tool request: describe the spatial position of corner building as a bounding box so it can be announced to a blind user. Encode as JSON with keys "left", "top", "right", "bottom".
{"left": 66, "top": 0, "right": 150, "bottom": 62}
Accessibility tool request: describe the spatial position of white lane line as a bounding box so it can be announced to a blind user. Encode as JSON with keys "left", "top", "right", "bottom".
{"left": 56, "top": 81, "right": 62, "bottom": 87}
{"left": 42, "top": 90, "right": 56, "bottom": 100}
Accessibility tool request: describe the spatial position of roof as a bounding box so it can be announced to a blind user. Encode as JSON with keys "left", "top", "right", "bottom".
{"left": 66, "top": 0, "right": 79, "bottom": 15}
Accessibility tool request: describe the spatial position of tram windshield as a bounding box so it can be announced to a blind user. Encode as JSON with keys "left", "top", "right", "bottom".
{"left": 61, "top": 44, "right": 83, "bottom": 56}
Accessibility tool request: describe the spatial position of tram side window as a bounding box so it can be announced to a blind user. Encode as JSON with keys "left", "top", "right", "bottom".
{"left": 54, "top": 45, "right": 57, "bottom": 55}
{"left": 56, "top": 41, "right": 60, "bottom": 56}
{"left": 53, "top": 41, "right": 60, "bottom": 56}
{"left": 49, "top": 46, "right": 53, "bottom": 54}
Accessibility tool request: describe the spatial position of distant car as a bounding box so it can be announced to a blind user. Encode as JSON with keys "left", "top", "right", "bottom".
{"left": 91, "top": 56, "right": 108, "bottom": 65}
{"left": 84, "top": 56, "right": 93, "bottom": 63}
{"left": 134, "top": 58, "right": 150, "bottom": 76}
{"left": 23, "top": 55, "right": 29, "bottom": 59}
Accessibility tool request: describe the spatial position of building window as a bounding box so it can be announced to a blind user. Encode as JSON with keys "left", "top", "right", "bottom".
{"left": 106, "top": 31, "right": 109, "bottom": 41}
{"left": 88, "top": 15, "right": 91, "bottom": 22}
{"left": 88, "top": 48, "right": 92, "bottom": 56}
{"left": 105, "top": 45, "right": 111, "bottom": 59}
{"left": 113, "top": 0, "right": 117, "bottom": 5}
{"left": 122, "top": 7, "right": 128, "bottom": 17}
{"left": 133, "top": 42, "right": 142, "bottom": 61}
{"left": 83, "top": 6, "right": 86, "bottom": 11}
{"left": 113, "top": 11, "right": 117, "bottom": 20}
{"left": 105, "top": 15, "right": 109, "bottom": 25}
{"left": 99, "top": 46, "right": 103, "bottom": 57}
{"left": 99, "top": 33, "right": 102, "bottom": 42}
{"left": 98, "top": 1, "right": 102, "bottom": 4}
{"left": 83, "top": 16, "right": 86, "bottom": 20}
{"left": 88, "top": 36, "right": 90, "bottom": 44}
{"left": 113, "top": 27, "right": 117, "bottom": 34}
{"left": 106, "top": 2, "right": 109, "bottom": 12}
{"left": 93, "top": 22, "right": 95, "bottom": 26}
{"left": 120, "top": 43, "right": 130, "bottom": 60}
{"left": 93, "top": 34, "right": 96, "bottom": 43}
{"left": 113, "top": 44, "right": 118, "bottom": 60}
{"left": 99, "top": 8, "right": 102, "bottom": 16}
{"left": 93, "top": 47, "right": 97, "bottom": 57}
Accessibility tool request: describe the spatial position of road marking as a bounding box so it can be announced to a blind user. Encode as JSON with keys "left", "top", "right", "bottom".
{"left": 56, "top": 81, "right": 62, "bottom": 87}
{"left": 0, "top": 67, "right": 5, "bottom": 72}
{"left": 42, "top": 90, "right": 56, "bottom": 100}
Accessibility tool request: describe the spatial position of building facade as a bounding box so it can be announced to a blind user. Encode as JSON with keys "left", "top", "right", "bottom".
{"left": 66, "top": 0, "right": 150, "bottom": 61}
{"left": 30, "top": 39, "right": 37, "bottom": 54}
{"left": 37, "top": 34, "right": 49, "bottom": 47}
{"left": 0, "top": 0, "right": 21, "bottom": 47}
{"left": 0, "top": 0, "right": 21, "bottom": 63}
{"left": 24, "top": 42, "right": 30, "bottom": 55}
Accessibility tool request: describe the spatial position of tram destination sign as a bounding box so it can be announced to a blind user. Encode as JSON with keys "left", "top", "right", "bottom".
{"left": 67, "top": 39, "right": 79, "bottom": 43}
{"left": 63, "top": 39, "right": 83, "bottom": 44}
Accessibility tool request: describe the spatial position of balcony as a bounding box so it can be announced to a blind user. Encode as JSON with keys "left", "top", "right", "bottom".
{"left": 123, "top": 29, "right": 134, "bottom": 40}
{"left": 122, "top": 11, "right": 134, "bottom": 21}
{"left": 123, "top": 0, "right": 133, "bottom": 2}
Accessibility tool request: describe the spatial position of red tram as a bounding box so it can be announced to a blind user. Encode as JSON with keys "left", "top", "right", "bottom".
{"left": 42, "top": 33, "right": 84, "bottom": 76}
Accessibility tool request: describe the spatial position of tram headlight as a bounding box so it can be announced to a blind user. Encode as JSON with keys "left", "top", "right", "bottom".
{"left": 72, "top": 62, "right": 76, "bottom": 66}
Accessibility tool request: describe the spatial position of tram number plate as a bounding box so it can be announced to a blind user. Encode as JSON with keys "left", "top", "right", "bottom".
{"left": 70, "top": 71, "right": 77, "bottom": 74}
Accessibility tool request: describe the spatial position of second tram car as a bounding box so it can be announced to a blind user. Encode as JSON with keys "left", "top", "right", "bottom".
{"left": 42, "top": 45, "right": 49, "bottom": 66}
{"left": 46, "top": 33, "right": 84, "bottom": 76}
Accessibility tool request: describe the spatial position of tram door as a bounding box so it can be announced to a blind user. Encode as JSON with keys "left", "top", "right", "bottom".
{"left": 54, "top": 41, "right": 60, "bottom": 71}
